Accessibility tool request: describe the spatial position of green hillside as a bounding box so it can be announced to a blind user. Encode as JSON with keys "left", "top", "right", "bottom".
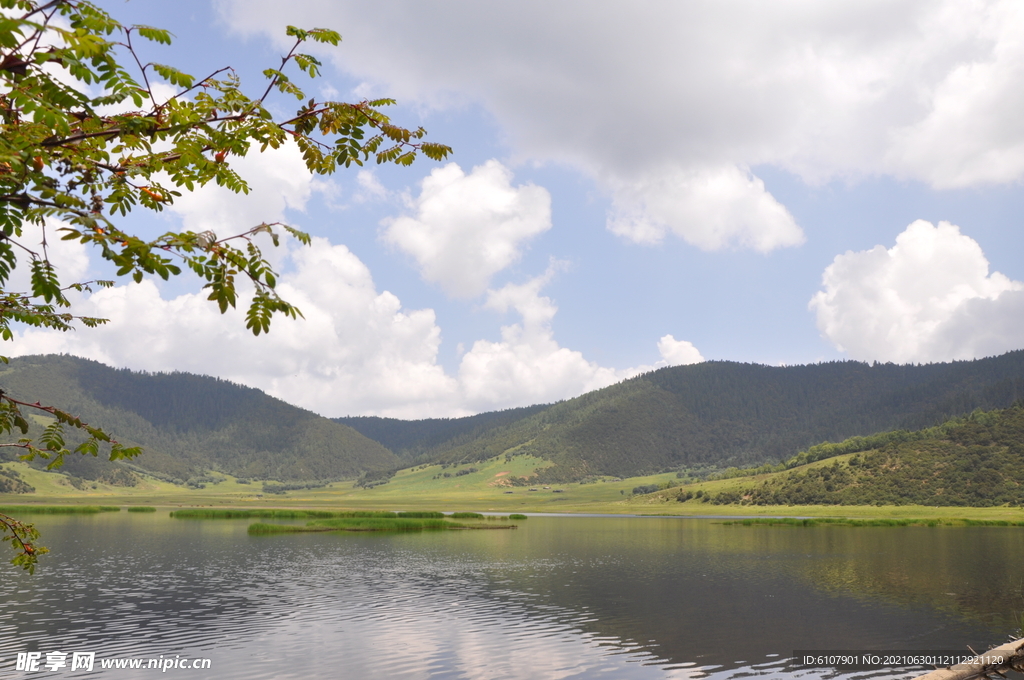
{"left": 681, "top": 404, "right": 1024, "bottom": 507}
{"left": 6, "top": 352, "right": 1024, "bottom": 493}
{"left": 0, "top": 355, "right": 399, "bottom": 485}
{"left": 356, "top": 353, "right": 1024, "bottom": 482}
{"left": 336, "top": 404, "right": 549, "bottom": 462}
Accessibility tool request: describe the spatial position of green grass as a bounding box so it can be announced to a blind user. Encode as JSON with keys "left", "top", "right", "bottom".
{"left": 396, "top": 511, "right": 444, "bottom": 518}
{"left": 249, "top": 517, "right": 459, "bottom": 534}
{"left": 248, "top": 514, "right": 523, "bottom": 534}
{"left": 721, "top": 517, "right": 1024, "bottom": 527}
{"left": 0, "top": 505, "right": 120, "bottom": 514}
{"left": 247, "top": 523, "right": 327, "bottom": 534}
{"left": 450, "top": 512, "right": 484, "bottom": 519}
{"left": 509, "top": 513, "right": 527, "bottom": 519}
{"left": 11, "top": 449, "right": 1024, "bottom": 522}
{"left": 126, "top": 506, "right": 156, "bottom": 512}
{"left": 171, "top": 509, "right": 397, "bottom": 519}
{"left": 311, "top": 517, "right": 454, "bottom": 531}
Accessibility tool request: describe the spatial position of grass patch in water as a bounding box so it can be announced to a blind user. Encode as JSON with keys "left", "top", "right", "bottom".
{"left": 171, "top": 509, "right": 398, "bottom": 520}
{"left": 508, "top": 514, "right": 528, "bottom": 520}
{"left": 247, "top": 523, "right": 324, "bottom": 534}
{"left": 126, "top": 506, "right": 157, "bottom": 512}
{"left": 248, "top": 517, "right": 457, "bottom": 534}
{"left": 248, "top": 516, "right": 520, "bottom": 535}
{"left": 0, "top": 505, "right": 120, "bottom": 514}
{"left": 722, "top": 517, "right": 1024, "bottom": 527}
{"left": 450, "top": 512, "right": 484, "bottom": 519}
{"left": 396, "top": 511, "right": 444, "bottom": 518}
{"left": 312, "top": 517, "right": 453, "bottom": 531}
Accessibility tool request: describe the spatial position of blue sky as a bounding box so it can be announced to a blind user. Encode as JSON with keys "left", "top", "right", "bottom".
{"left": 10, "top": 0, "right": 1024, "bottom": 417}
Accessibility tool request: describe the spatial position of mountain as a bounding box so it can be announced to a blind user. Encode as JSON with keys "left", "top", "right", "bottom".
{"left": 6, "top": 351, "right": 1024, "bottom": 489}
{"left": 700, "top": 403, "right": 1024, "bottom": 507}
{"left": 335, "top": 404, "right": 549, "bottom": 463}
{"left": 0, "top": 355, "right": 399, "bottom": 484}
{"left": 344, "top": 353, "right": 1024, "bottom": 482}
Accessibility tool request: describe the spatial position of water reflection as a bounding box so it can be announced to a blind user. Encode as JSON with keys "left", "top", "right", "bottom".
{"left": 0, "top": 513, "right": 1021, "bottom": 679}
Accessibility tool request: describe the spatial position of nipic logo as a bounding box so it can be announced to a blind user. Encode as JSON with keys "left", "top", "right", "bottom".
{"left": 12, "top": 651, "right": 211, "bottom": 672}
{"left": 15, "top": 651, "right": 94, "bottom": 671}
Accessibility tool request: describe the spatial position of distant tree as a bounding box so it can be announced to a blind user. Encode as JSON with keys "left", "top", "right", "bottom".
{"left": 0, "top": 0, "right": 450, "bottom": 571}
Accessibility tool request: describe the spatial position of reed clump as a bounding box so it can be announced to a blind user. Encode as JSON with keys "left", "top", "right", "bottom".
{"left": 450, "top": 512, "right": 484, "bottom": 519}
{"left": 171, "top": 509, "right": 398, "bottom": 520}
{"left": 312, "top": 517, "right": 454, "bottom": 531}
{"left": 247, "top": 517, "right": 457, "bottom": 534}
{"left": 0, "top": 505, "right": 120, "bottom": 514}
{"left": 127, "top": 506, "right": 157, "bottom": 512}
{"left": 247, "top": 523, "right": 326, "bottom": 534}
{"left": 508, "top": 514, "right": 528, "bottom": 520}
{"left": 248, "top": 515, "right": 521, "bottom": 535}
{"left": 396, "top": 511, "right": 444, "bottom": 518}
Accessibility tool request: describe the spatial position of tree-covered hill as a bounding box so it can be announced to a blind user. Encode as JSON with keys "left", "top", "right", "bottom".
{"left": 335, "top": 405, "right": 549, "bottom": 462}
{"left": 702, "top": 404, "right": 1024, "bottom": 507}
{"left": 6, "top": 351, "right": 1024, "bottom": 489}
{"left": 0, "top": 355, "right": 398, "bottom": 484}
{"left": 365, "top": 352, "right": 1024, "bottom": 482}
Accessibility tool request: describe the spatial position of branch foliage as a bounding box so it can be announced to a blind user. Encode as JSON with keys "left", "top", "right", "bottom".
{"left": 0, "top": 0, "right": 450, "bottom": 571}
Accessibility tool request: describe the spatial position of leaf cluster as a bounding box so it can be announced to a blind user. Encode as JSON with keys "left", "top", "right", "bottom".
{"left": 0, "top": 1, "right": 449, "bottom": 570}
{"left": 0, "top": 510, "right": 46, "bottom": 573}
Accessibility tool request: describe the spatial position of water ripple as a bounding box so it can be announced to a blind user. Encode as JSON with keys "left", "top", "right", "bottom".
{"left": 0, "top": 515, "right": 1015, "bottom": 679}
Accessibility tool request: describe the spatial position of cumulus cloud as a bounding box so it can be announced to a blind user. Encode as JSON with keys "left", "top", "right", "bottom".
{"left": 383, "top": 161, "right": 551, "bottom": 297}
{"left": 607, "top": 165, "right": 803, "bottom": 251}
{"left": 4, "top": 218, "right": 92, "bottom": 294}
{"left": 166, "top": 142, "right": 317, "bottom": 237}
{"left": 353, "top": 170, "right": 387, "bottom": 203}
{"left": 810, "top": 220, "right": 1024, "bottom": 363}
{"left": 456, "top": 266, "right": 706, "bottom": 410}
{"left": 457, "top": 266, "right": 625, "bottom": 410}
{"left": 221, "top": 0, "right": 1024, "bottom": 250}
{"left": 657, "top": 335, "right": 704, "bottom": 366}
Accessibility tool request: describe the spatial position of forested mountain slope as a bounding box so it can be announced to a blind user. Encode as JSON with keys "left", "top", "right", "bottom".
{"left": 335, "top": 405, "right": 549, "bottom": 462}
{"left": 373, "top": 353, "right": 1024, "bottom": 482}
{"left": 0, "top": 355, "right": 398, "bottom": 484}
{"left": 702, "top": 404, "right": 1024, "bottom": 506}
{"left": 6, "top": 352, "right": 1024, "bottom": 488}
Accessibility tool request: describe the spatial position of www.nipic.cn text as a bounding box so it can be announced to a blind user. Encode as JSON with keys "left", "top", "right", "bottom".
{"left": 11, "top": 651, "right": 213, "bottom": 672}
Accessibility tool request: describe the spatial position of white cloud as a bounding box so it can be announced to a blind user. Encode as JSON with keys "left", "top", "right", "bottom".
{"left": 220, "top": 1, "right": 1024, "bottom": 250}
{"left": 810, "top": 220, "right": 1024, "bottom": 363}
{"left": 353, "top": 170, "right": 387, "bottom": 203}
{"left": 4, "top": 218, "right": 92, "bottom": 294}
{"left": 884, "top": 3, "right": 1024, "bottom": 188}
{"left": 606, "top": 165, "right": 804, "bottom": 251}
{"left": 657, "top": 335, "right": 704, "bottom": 366}
{"left": 383, "top": 161, "right": 551, "bottom": 297}
{"left": 456, "top": 265, "right": 706, "bottom": 410}
{"left": 457, "top": 267, "right": 629, "bottom": 410}
{"left": 166, "top": 142, "right": 316, "bottom": 236}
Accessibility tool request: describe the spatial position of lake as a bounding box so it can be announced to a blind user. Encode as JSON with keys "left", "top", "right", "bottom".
{"left": 1, "top": 512, "right": 1022, "bottom": 679}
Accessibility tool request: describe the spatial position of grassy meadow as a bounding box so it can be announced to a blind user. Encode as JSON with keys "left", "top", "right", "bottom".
{"left": 5, "top": 452, "right": 1024, "bottom": 522}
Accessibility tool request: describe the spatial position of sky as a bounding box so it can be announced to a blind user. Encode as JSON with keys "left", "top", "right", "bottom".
{"left": 8, "top": 0, "right": 1024, "bottom": 418}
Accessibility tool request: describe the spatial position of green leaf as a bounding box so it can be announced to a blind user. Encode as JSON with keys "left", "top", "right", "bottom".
{"left": 151, "top": 63, "right": 194, "bottom": 88}
{"left": 135, "top": 26, "right": 172, "bottom": 45}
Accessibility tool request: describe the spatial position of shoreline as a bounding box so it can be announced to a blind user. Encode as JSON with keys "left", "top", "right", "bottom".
{"left": 3, "top": 493, "right": 1024, "bottom": 522}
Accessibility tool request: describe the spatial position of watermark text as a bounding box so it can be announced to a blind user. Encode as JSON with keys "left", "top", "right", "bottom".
{"left": 9, "top": 651, "right": 211, "bottom": 672}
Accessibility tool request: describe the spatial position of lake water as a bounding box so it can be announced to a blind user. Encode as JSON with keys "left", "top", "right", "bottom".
{"left": 1, "top": 513, "right": 1023, "bottom": 679}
